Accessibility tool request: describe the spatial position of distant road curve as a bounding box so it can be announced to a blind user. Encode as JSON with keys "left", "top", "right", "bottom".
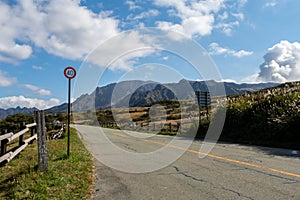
{"left": 74, "top": 125, "right": 300, "bottom": 200}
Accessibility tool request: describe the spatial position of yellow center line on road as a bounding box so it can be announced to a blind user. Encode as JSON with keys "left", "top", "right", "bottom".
{"left": 111, "top": 131, "right": 300, "bottom": 179}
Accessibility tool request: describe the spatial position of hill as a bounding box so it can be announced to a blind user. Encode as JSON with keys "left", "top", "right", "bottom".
{"left": 46, "top": 79, "right": 278, "bottom": 113}
{"left": 212, "top": 81, "right": 300, "bottom": 149}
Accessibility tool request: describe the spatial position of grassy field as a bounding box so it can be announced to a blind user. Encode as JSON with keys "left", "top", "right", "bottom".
{"left": 0, "top": 129, "right": 94, "bottom": 199}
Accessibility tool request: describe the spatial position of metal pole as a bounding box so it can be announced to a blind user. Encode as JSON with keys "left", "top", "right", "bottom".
{"left": 67, "top": 78, "right": 71, "bottom": 157}
{"left": 206, "top": 92, "right": 209, "bottom": 120}
{"left": 195, "top": 91, "right": 201, "bottom": 124}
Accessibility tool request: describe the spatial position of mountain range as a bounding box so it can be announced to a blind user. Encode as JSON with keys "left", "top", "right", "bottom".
{"left": 0, "top": 107, "right": 38, "bottom": 120}
{"left": 0, "top": 80, "right": 278, "bottom": 119}
{"left": 46, "top": 79, "right": 278, "bottom": 113}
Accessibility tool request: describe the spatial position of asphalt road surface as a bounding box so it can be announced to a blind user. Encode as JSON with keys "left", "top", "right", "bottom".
{"left": 74, "top": 125, "right": 300, "bottom": 200}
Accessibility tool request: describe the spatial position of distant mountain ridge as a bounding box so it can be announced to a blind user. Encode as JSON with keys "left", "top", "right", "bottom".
{"left": 0, "top": 80, "right": 278, "bottom": 118}
{"left": 47, "top": 79, "right": 278, "bottom": 114}
{"left": 0, "top": 107, "right": 38, "bottom": 119}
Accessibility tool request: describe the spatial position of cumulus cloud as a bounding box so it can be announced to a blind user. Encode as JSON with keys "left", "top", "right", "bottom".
{"left": 0, "top": 0, "right": 160, "bottom": 70}
{"left": 23, "top": 84, "right": 52, "bottom": 96}
{"left": 258, "top": 40, "right": 300, "bottom": 82}
{"left": 0, "top": 0, "right": 120, "bottom": 62}
{"left": 86, "top": 30, "right": 157, "bottom": 71}
{"left": 209, "top": 42, "right": 253, "bottom": 58}
{"left": 154, "top": 0, "right": 222, "bottom": 37}
{"left": 154, "top": 0, "right": 246, "bottom": 37}
{"left": 0, "top": 96, "right": 59, "bottom": 109}
{"left": 0, "top": 71, "right": 17, "bottom": 87}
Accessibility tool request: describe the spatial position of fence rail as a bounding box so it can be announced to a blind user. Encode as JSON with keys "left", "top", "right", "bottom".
{"left": 0, "top": 122, "right": 37, "bottom": 164}
{"left": 98, "top": 121, "right": 183, "bottom": 133}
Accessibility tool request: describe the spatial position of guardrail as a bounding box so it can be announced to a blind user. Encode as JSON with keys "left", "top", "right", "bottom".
{"left": 0, "top": 122, "right": 37, "bottom": 164}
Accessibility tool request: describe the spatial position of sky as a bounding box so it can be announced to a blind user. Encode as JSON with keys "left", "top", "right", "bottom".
{"left": 1, "top": 0, "right": 300, "bottom": 109}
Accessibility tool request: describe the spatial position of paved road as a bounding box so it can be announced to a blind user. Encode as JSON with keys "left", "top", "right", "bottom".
{"left": 74, "top": 125, "right": 300, "bottom": 200}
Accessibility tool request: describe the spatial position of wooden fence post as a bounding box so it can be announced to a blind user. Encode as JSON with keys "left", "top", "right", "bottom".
{"left": 19, "top": 122, "right": 26, "bottom": 147}
{"left": 1, "top": 129, "right": 8, "bottom": 156}
{"left": 29, "top": 125, "right": 36, "bottom": 144}
{"left": 35, "top": 110, "right": 48, "bottom": 172}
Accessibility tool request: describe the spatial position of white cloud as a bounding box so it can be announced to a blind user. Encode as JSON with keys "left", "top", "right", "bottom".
{"left": 258, "top": 40, "right": 300, "bottom": 82}
{"left": 215, "top": 21, "right": 239, "bottom": 36}
{"left": 36, "top": 89, "right": 52, "bottom": 96}
{"left": 218, "top": 12, "right": 228, "bottom": 21}
{"left": 162, "top": 56, "right": 169, "bottom": 61}
{"left": 154, "top": 0, "right": 223, "bottom": 37}
{"left": 231, "top": 12, "right": 244, "bottom": 21}
{"left": 238, "top": 0, "right": 248, "bottom": 9}
{"left": 32, "top": 65, "right": 43, "bottom": 70}
{"left": 0, "top": 1, "right": 33, "bottom": 63}
{"left": 209, "top": 42, "right": 253, "bottom": 58}
{"left": 154, "top": 0, "right": 246, "bottom": 38}
{"left": 241, "top": 73, "right": 260, "bottom": 83}
{"left": 127, "top": 9, "right": 160, "bottom": 20}
{"left": 0, "top": 0, "right": 157, "bottom": 71}
{"left": 265, "top": 0, "right": 277, "bottom": 7}
{"left": 221, "top": 79, "right": 237, "bottom": 83}
{"left": 23, "top": 84, "right": 39, "bottom": 91}
{"left": 125, "top": 0, "right": 142, "bottom": 10}
{"left": 0, "top": 0, "right": 120, "bottom": 62}
{"left": 0, "top": 96, "right": 59, "bottom": 109}
{"left": 86, "top": 30, "right": 157, "bottom": 71}
{"left": 23, "top": 84, "right": 52, "bottom": 96}
{"left": 0, "top": 71, "right": 17, "bottom": 87}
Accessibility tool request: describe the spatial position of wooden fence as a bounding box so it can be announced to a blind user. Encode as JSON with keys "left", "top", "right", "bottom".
{"left": 0, "top": 110, "right": 49, "bottom": 172}
{"left": 0, "top": 122, "right": 37, "bottom": 164}
{"left": 99, "top": 121, "right": 182, "bottom": 133}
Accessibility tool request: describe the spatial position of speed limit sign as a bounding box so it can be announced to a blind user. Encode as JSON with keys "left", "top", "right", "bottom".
{"left": 64, "top": 66, "right": 77, "bottom": 157}
{"left": 64, "top": 66, "right": 76, "bottom": 79}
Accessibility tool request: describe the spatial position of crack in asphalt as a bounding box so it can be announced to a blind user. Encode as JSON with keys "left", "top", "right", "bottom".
{"left": 173, "top": 166, "right": 206, "bottom": 183}
{"left": 220, "top": 187, "right": 255, "bottom": 200}
{"left": 173, "top": 165, "right": 255, "bottom": 200}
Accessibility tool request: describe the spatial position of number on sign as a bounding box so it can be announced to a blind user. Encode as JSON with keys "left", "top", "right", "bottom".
{"left": 64, "top": 66, "right": 76, "bottom": 79}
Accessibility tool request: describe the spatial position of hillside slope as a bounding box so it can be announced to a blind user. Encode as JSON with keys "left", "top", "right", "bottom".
{"left": 46, "top": 80, "right": 277, "bottom": 113}
{"left": 216, "top": 81, "right": 300, "bottom": 149}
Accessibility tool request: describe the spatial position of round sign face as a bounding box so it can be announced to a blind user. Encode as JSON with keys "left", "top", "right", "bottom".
{"left": 64, "top": 66, "right": 76, "bottom": 79}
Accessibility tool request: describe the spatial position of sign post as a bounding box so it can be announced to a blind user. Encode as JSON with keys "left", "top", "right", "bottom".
{"left": 64, "top": 66, "right": 76, "bottom": 157}
{"left": 195, "top": 91, "right": 211, "bottom": 122}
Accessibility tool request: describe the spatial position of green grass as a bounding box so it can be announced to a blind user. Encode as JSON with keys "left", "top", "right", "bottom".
{"left": 0, "top": 128, "right": 94, "bottom": 199}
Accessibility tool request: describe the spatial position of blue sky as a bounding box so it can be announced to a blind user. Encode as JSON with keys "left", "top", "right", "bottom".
{"left": 1, "top": 0, "right": 300, "bottom": 109}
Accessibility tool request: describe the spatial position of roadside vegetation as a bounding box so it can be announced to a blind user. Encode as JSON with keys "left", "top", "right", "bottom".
{"left": 0, "top": 113, "right": 34, "bottom": 133}
{"left": 0, "top": 128, "right": 93, "bottom": 199}
{"left": 221, "top": 81, "right": 300, "bottom": 149}
{"left": 197, "top": 81, "right": 300, "bottom": 150}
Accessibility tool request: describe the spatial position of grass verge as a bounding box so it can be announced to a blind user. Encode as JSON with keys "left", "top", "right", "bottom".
{"left": 0, "top": 128, "right": 94, "bottom": 199}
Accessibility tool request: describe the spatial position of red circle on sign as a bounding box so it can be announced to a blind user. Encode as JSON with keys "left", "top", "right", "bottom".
{"left": 64, "top": 66, "right": 76, "bottom": 79}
